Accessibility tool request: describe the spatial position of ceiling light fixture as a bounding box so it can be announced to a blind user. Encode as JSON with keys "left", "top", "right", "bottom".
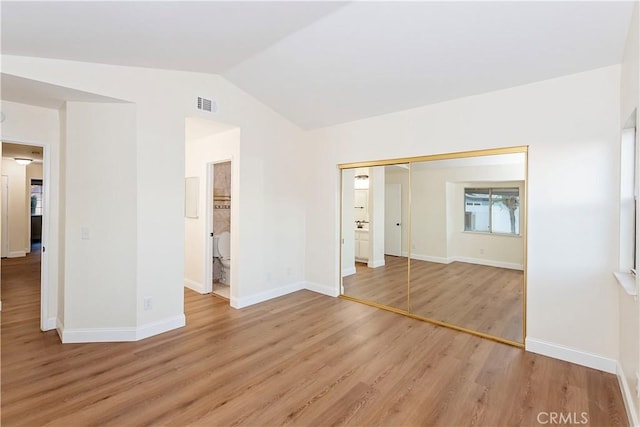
{"left": 15, "top": 158, "right": 32, "bottom": 166}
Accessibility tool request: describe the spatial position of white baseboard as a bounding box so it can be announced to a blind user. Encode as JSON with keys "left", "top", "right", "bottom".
{"left": 305, "top": 281, "right": 339, "bottom": 297}
{"left": 61, "top": 325, "right": 137, "bottom": 343}
{"left": 42, "top": 317, "right": 56, "bottom": 331}
{"left": 404, "top": 252, "right": 451, "bottom": 264}
{"left": 342, "top": 266, "right": 356, "bottom": 277}
{"left": 184, "top": 278, "right": 206, "bottom": 294}
{"left": 368, "top": 259, "right": 385, "bottom": 268}
{"left": 8, "top": 250, "right": 26, "bottom": 258}
{"left": 617, "top": 361, "right": 640, "bottom": 427}
{"left": 136, "top": 314, "right": 185, "bottom": 340}
{"left": 58, "top": 314, "right": 186, "bottom": 343}
{"left": 453, "top": 256, "right": 523, "bottom": 271}
{"left": 404, "top": 251, "right": 523, "bottom": 270}
{"left": 231, "top": 281, "right": 305, "bottom": 309}
{"left": 525, "top": 337, "right": 616, "bottom": 374}
{"left": 56, "top": 317, "right": 64, "bottom": 341}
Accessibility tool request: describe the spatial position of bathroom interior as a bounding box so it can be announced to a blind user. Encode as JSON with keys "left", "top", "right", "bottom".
{"left": 212, "top": 161, "right": 231, "bottom": 299}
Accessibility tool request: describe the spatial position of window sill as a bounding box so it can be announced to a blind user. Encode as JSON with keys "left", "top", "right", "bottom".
{"left": 613, "top": 271, "right": 637, "bottom": 296}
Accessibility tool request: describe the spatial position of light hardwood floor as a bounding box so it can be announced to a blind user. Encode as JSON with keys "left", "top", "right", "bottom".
{"left": 1, "top": 250, "right": 628, "bottom": 426}
{"left": 343, "top": 256, "right": 523, "bottom": 342}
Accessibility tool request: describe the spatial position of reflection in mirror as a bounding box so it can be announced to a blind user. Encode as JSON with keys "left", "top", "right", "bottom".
{"left": 409, "top": 153, "right": 525, "bottom": 343}
{"left": 341, "top": 164, "right": 410, "bottom": 311}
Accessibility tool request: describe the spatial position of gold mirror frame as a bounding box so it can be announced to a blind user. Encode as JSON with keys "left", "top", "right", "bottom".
{"left": 338, "top": 146, "right": 528, "bottom": 348}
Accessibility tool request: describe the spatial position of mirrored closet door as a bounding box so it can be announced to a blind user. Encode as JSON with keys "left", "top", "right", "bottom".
{"left": 341, "top": 164, "right": 410, "bottom": 311}
{"left": 340, "top": 147, "right": 527, "bottom": 347}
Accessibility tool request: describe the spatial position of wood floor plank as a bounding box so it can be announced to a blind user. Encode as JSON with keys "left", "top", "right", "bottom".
{"left": 1, "top": 249, "right": 628, "bottom": 426}
{"left": 343, "top": 256, "right": 523, "bottom": 342}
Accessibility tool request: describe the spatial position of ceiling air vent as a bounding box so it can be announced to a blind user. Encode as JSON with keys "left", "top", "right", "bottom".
{"left": 197, "top": 97, "right": 216, "bottom": 113}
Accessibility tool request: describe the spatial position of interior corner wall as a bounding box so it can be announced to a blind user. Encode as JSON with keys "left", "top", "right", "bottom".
{"left": 0, "top": 100, "right": 60, "bottom": 328}
{"left": 184, "top": 127, "right": 240, "bottom": 292}
{"left": 449, "top": 181, "right": 524, "bottom": 268}
{"left": 57, "top": 105, "right": 66, "bottom": 328}
{"left": 368, "top": 167, "right": 385, "bottom": 268}
{"left": 407, "top": 162, "right": 524, "bottom": 268}
{"left": 619, "top": 1, "right": 640, "bottom": 423}
{"left": 341, "top": 169, "right": 355, "bottom": 277}
{"left": 307, "top": 65, "right": 622, "bottom": 363}
{"left": 2, "top": 55, "right": 309, "bottom": 331}
{"left": 63, "top": 101, "right": 137, "bottom": 329}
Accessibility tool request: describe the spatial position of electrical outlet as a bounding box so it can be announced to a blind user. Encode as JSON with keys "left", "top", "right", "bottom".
{"left": 143, "top": 297, "right": 152, "bottom": 311}
{"left": 479, "top": 248, "right": 485, "bottom": 255}
{"left": 287, "top": 267, "right": 292, "bottom": 277}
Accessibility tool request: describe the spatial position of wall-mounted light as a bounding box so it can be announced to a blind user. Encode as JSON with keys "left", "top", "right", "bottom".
{"left": 354, "top": 174, "right": 369, "bottom": 190}
{"left": 15, "top": 158, "right": 32, "bottom": 166}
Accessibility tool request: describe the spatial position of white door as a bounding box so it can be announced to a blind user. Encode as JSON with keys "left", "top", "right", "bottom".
{"left": 385, "top": 183, "right": 402, "bottom": 256}
{"left": 1, "top": 175, "right": 8, "bottom": 258}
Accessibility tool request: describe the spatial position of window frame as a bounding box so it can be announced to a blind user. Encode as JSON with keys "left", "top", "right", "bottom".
{"left": 464, "top": 186, "right": 521, "bottom": 236}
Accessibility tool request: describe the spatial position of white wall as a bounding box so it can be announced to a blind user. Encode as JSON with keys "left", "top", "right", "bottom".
{"left": 58, "top": 106, "right": 66, "bottom": 328}
{"left": 63, "top": 102, "right": 137, "bottom": 329}
{"left": 1, "top": 158, "right": 27, "bottom": 257}
{"left": 341, "top": 169, "right": 355, "bottom": 276}
{"left": 0, "top": 100, "right": 60, "bottom": 330}
{"left": 409, "top": 162, "right": 524, "bottom": 269}
{"left": 619, "top": 2, "right": 640, "bottom": 424}
{"left": 184, "top": 124, "right": 240, "bottom": 294}
{"left": 368, "top": 166, "right": 385, "bottom": 268}
{"left": 306, "top": 65, "right": 621, "bottom": 365}
{"left": 450, "top": 181, "right": 524, "bottom": 269}
{"left": 2, "top": 54, "right": 309, "bottom": 336}
{"left": 356, "top": 162, "right": 524, "bottom": 269}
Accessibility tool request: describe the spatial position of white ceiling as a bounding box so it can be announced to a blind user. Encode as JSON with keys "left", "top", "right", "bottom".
{"left": 1, "top": 74, "right": 126, "bottom": 109}
{"left": 1, "top": 1, "right": 635, "bottom": 129}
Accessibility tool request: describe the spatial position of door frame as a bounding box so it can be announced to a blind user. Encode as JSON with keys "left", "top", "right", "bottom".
{"left": 1, "top": 175, "right": 9, "bottom": 258}
{"left": 1, "top": 140, "right": 52, "bottom": 331}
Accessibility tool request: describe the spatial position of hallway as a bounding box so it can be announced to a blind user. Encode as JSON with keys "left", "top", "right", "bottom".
{"left": 1, "top": 244, "right": 42, "bottom": 327}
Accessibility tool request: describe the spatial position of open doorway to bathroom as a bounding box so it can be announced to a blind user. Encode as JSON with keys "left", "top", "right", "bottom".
{"left": 184, "top": 117, "right": 239, "bottom": 304}
{"left": 210, "top": 161, "right": 231, "bottom": 299}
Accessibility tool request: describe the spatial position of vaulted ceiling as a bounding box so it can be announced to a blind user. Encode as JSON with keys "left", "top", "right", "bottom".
{"left": 1, "top": 1, "right": 635, "bottom": 129}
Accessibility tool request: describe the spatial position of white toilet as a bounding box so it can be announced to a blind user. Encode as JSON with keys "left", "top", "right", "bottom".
{"left": 213, "top": 231, "right": 231, "bottom": 285}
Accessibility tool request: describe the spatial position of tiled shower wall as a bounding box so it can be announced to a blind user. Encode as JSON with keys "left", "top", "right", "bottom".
{"left": 213, "top": 161, "right": 231, "bottom": 234}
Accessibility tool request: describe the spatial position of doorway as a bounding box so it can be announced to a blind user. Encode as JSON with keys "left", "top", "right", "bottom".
{"left": 1, "top": 141, "right": 50, "bottom": 330}
{"left": 209, "top": 161, "right": 232, "bottom": 300}
{"left": 385, "top": 183, "right": 402, "bottom": 257}
{"left": 184, "top": 117, "right": 239, "bottom": 305}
